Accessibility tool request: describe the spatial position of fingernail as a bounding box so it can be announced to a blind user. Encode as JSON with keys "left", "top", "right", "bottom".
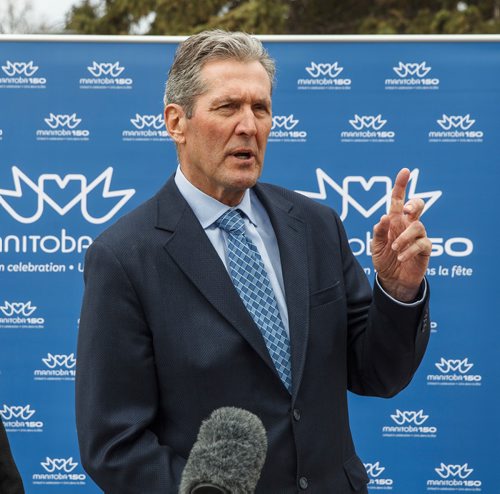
{"left": 392, "top": 242, "right": 398, "bottom": 250}
{"left": 405, "top": 205, "right": 413, "bottom": 212}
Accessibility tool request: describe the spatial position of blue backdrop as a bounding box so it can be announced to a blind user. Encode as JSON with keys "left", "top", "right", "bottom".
{"left": 0, "top": 35, "right": 498, "bottom": 493}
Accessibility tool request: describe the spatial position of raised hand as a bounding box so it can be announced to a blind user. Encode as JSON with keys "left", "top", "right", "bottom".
{"left": 371, "top": 168, "right": 432, "bottom": 302}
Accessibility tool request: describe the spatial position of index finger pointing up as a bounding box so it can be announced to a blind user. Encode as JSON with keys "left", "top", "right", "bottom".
{"left": 389, "top": 168, "right": 411, "bottom": 215}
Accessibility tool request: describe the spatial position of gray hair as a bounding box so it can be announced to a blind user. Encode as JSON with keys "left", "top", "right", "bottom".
{"left": 164, "top": 30, "right": 275, "bottom": 118}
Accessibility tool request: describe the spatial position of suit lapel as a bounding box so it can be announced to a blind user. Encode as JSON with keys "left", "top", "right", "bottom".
{"left": 254, "top": 184, "right": 310, "bottom": 401}
{"left": 155, "top": 178, "right": 278, "bottom": 377}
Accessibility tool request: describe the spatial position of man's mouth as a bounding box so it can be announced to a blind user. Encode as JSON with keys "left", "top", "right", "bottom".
{"left": 230, "top": 149, "right": 255, "bottom": 160}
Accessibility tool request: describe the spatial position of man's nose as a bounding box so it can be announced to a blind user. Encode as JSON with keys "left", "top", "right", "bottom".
{"left": 235, "top": 108, "right": 258, "bottom": 136}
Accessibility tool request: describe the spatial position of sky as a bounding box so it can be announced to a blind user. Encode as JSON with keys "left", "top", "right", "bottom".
{"left": 32, "top": 0, "right": 79, "bottom": 29}
{"left": 1, "top": 0, "right": 154, "bottom": 34}
{"left": 0, "top": 0, "right": 80, "bottom": 32}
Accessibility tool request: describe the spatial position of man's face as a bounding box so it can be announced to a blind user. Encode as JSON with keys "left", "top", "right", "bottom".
{"left": 175, "top": 59, "right": 272, "bottom": 206}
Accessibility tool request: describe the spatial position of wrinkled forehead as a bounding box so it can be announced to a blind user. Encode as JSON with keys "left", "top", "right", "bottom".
{"left": 199, "top": 58, "right": 272, "bottom": 96}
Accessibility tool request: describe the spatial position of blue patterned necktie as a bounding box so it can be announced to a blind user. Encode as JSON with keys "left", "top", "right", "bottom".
{"left": 216, "top": 209, "right": 292, "bottom": 393}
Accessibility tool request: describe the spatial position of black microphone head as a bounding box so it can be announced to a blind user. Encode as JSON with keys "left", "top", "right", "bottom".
{"left": 179, "top": 407, "right": 268, "bottom": 494}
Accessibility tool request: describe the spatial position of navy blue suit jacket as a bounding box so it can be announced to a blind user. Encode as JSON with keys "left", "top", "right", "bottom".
{"left": 76, "top": 176, "right": 430, "bottom": 493}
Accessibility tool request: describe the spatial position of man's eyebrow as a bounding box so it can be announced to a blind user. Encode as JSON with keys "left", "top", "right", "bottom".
{"left": 211, "top": 96, "right": 239, "bottom": 106}
{"left": 254, "top": 98, "right": 272, "bottom": 107}
{"left": 210, "top": 96, "right": 271, "bottom": 107}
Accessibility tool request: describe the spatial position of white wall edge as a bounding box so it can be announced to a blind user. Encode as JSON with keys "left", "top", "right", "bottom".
{"left": 0, "top": 34, "right": 499, "bottom": 43}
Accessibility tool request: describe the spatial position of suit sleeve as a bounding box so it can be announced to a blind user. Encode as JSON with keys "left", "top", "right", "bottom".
{"left": 332, "top": 212, "right": 431, "bottom": 398}
{"left": 76, "top": 240, "right": 186, "bottom": 494}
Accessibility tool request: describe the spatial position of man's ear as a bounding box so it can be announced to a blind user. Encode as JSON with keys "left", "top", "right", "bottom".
{"left": 164, "top": 103, "right": 187, "bottom": 144}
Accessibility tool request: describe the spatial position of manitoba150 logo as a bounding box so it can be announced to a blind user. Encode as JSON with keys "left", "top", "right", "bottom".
{"left": 32, "top": 457, "right": 86, "bottom": 486}
{"left": 0, "top": 60, "right": 47, "bottom": 89}
{"left": 36, "top": 113, "right": 91, "bottom": 141}
{"left": 382, "top": 409, "right": 437, "bottom": 438}
{"left": 426, "top": 463, "right": 482, "bottom": 492}
{"left": 0, "top": 167, "right": 135, "bottom": 225}
{"left": 33, "top": 353, "right": 76, "bottom": 381}
{"left": 0, "top": 301, "right": 44, "bottom": 329}
{"left": 385, "top": 61, "right": 439, "bottom": 90}
{"left": 428, "top": 114, "right": 484, "bottom": 143}
{"left": 427, "top": 357, "right": 482, "bottom": 386}
{"left": 122, "top": 113, "right": 170, "bottom": 141}
{"left": 296, "top": 168, "right": 474, "bottom": 261}
{"left": 0, "top": 168, "right": 135, "bottom": 262}
{"left": 79, "top": 61, "right": 133, "bottom": 89}
{"left": 0, "top": 404, "right": 44, "bottom": 432}
{"left": 268, "top": 114, "right": 307, "bottom": 143}
{"left": 297, "top": 62, "right": 351, "bottom": 90}
{"left": 340, "top": 114, "right": 395, "bottom": 143}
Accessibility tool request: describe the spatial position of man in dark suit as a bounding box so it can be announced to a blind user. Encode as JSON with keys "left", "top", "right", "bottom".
{"left": 76, "top": 30, "right": 431, "bottom": 493}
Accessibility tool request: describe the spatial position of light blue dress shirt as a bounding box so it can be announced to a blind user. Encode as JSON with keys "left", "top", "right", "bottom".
{"left": 174, "top": 166, "right": 290, "bottom": 336}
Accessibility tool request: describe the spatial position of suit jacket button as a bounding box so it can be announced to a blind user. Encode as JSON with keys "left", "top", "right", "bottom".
{"left": 299, "top": 476, "right": 308, "bottom": 490}
{"left": 293, "top": 408, "right": 301, "bottom": 421}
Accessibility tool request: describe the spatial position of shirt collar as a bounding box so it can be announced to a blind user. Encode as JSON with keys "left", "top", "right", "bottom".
{"left": 174, "top": 165, "right": 257, "bottom": 229}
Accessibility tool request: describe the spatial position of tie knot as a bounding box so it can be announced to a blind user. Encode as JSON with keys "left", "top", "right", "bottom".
{"left": 215, "top": 209, "right": 245, "bottom": 234}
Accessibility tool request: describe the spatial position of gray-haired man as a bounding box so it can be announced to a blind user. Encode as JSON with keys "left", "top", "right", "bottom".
{"left": 77, "top": 30, "right": 430, "bottom": 493}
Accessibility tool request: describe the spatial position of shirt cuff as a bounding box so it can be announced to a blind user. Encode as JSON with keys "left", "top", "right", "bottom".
{"left": 375, "top": 275, "right": 427, "bottom": 307}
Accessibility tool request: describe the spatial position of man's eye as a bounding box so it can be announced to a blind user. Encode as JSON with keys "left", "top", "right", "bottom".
{"left": 254, "top": 105, "right": 270, "bottom": 114}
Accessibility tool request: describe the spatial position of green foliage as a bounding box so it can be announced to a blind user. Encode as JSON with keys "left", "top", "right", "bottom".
{"left": 64, "top": 0, "right": 500, "bottom": 35}
{"left": 149, "top": 0, "right": 232, "bottom": 35}
{"left": 193, "top": 0, "right": 289, "bottom": 35}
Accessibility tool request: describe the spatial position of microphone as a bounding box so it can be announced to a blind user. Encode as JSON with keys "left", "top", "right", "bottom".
{"left": 179, "top": 407, "right": 268, "bottom": 494}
